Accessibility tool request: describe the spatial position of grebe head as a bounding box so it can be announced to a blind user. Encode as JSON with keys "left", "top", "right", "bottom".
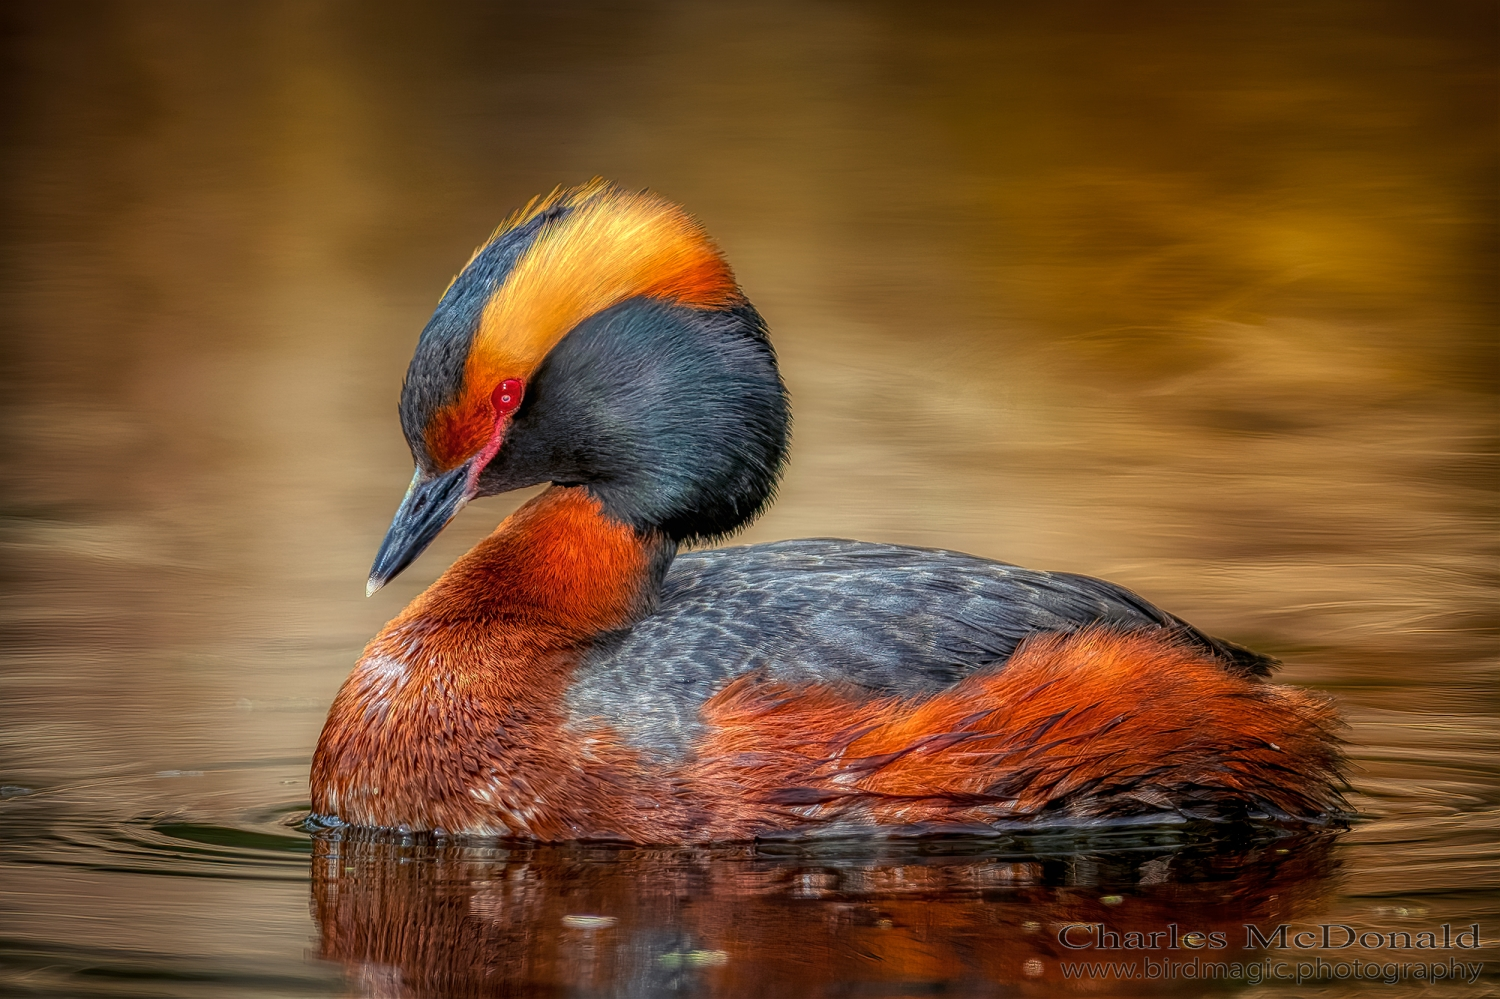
{"left": 367, "top": 181, "right": 790, "bottom": 593}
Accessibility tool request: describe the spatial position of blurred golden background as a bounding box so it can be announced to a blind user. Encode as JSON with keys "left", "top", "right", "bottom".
{"left": 1, "top": 2, "right": 1495, "bottom": 995}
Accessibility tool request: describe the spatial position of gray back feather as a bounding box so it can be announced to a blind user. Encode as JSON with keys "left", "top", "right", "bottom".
{"left": 565, "top": 539, "right": 1265, "bottom": 759}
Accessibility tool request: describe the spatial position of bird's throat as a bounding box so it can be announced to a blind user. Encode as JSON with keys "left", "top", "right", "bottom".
{"left": 399, "top": 484, "right": 673, "bottom": 641}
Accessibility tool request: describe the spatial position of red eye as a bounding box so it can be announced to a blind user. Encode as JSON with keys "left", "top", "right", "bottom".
{"left": 491, "top": 378, "right": 524, "bottom": 417}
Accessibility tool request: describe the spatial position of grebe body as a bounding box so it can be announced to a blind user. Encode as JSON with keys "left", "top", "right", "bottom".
{"left": 311, "top": 182, "right": 1343, "bottom": 842}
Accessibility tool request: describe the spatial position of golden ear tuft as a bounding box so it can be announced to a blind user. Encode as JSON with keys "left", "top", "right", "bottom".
{"left": 472, "top": 181, "right": 739, "bottom": 380}
{"left": 488, "top": 177, "right": 615, "bottom": 245}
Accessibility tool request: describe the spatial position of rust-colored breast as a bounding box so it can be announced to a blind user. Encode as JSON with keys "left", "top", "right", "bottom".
{"left": 311, "top": 487, "right": 686, "bottom": 839}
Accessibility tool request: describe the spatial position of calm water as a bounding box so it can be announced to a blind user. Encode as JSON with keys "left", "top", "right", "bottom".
{"left": 1, "top": 2, "right": 1496, "bottom": 996}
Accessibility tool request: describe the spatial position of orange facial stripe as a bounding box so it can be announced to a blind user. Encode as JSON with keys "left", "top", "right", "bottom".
{"left": 424, "top": 182, "right": 741, "bottom": 470}
{"left": 425, "top": 402, "right": 496, "bottom": 470}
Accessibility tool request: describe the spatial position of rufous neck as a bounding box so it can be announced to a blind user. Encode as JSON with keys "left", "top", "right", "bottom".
{"left": 395, "top": 485, "right": 673, "bottom": 639}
